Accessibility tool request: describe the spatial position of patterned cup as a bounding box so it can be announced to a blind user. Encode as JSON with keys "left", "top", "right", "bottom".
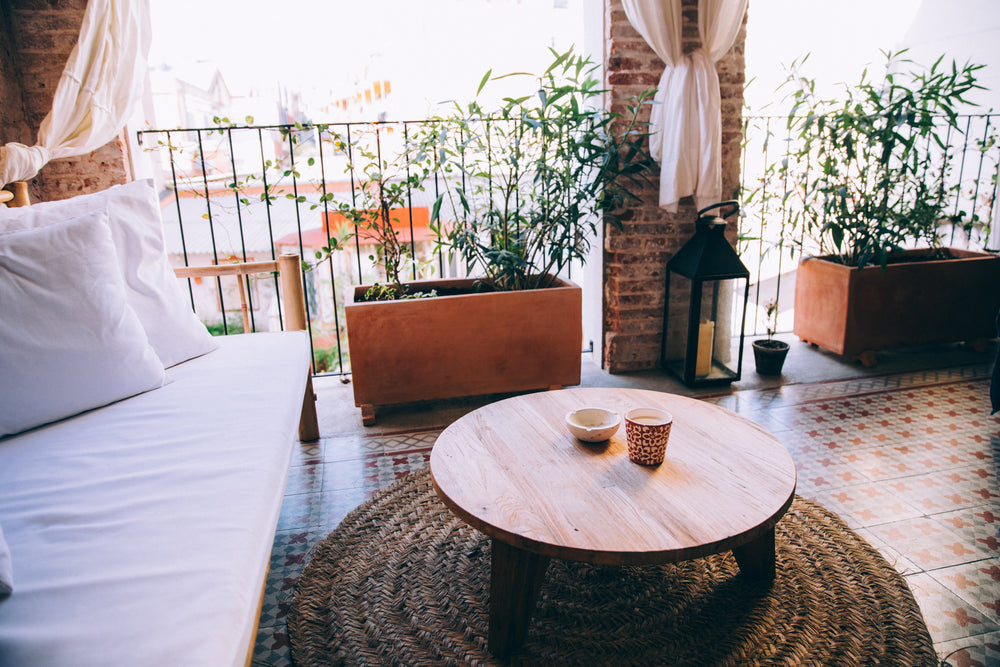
{"left": 624, "top": 408, "right": 673, "bottom": 465}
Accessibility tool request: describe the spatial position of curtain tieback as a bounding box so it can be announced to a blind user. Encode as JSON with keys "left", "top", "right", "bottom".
{"left": 0, "top": 144, "right": 52, "bottom": 188}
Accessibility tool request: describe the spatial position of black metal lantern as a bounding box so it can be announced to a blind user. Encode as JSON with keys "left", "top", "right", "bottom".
{"left": 662, "top": 201, "right": 750, "bottom": 388}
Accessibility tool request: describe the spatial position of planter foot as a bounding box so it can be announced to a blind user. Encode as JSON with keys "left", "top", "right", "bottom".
{"left": 854, "top": 351, "right": 878, "bottom": 368}
{"left": 361, "top": 404, "right": 376, "bottom": 426}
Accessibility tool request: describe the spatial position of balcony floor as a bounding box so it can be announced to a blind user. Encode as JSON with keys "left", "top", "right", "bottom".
{"left": 254, "top": 336, "right": 1000, "bottom": 666}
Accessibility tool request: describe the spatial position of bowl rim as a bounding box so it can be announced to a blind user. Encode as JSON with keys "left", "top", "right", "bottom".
{"left": 565, "top": 406, "right": 622, "bottom": 430}
{"left": 624, "top": 407, "right": 673, "bottom": 426}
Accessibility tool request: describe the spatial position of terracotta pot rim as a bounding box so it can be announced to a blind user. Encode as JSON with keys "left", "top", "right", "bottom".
{"left": 752, "top": 339, "right": 790, "bottom": 351}
{"left": 793, "top": 245, "right": 1000, "bottom": 356}
{"left": 349, "top": 274, "right": 579, "bottom": 304}
{"left": 799, "top": 247, "right": 997, "bottom": 268}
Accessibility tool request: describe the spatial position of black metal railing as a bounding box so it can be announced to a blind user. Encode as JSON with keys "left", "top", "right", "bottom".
{"left": 137, "top": 118, "right": 591, "bottom": 376}
{"left": 140, "top": 111, "right": 999, "bottom": 367}
{"left": 738, "top": 112, "right": 999, "bottom": 337}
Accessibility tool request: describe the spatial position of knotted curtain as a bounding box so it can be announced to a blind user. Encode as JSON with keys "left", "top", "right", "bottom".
{"left": 621, "top": 0, "right": 748, "bottom": 211}
{"left": 0, "top": 0, "right": 150, "bottom": 187}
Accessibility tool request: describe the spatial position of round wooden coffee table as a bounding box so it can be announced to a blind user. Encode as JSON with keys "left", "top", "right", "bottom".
{"left": 430, "top": 387, "right": 797, "bottom": 658}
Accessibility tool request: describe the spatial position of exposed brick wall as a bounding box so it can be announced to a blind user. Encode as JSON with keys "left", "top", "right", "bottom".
{"left": 0, "top": 5, "right": 30, "bottom": 147}
{"left": 603, "top": 0, "right": 746, "bottom": 372}
{"left": 2, "top": 0, "right": 128, "bottom": 202}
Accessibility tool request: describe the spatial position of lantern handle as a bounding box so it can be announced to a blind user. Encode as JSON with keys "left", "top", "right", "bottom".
{"left": 697, "top": 200, "right": 740, "bottom": 220}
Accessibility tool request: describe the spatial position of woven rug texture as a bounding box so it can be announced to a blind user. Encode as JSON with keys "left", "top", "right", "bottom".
{"left": 288, "top": 467, "right": 936, "bottom": 666}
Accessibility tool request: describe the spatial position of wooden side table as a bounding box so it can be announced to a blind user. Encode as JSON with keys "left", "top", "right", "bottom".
{"left": 430, "top": 387, "right": 797, "bottom": 657}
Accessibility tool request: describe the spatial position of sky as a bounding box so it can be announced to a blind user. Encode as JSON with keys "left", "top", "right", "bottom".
{"left": 145, "top": 0, "right": 999, "bottom": 122}
{"left": 743, "top": 0, "right": 921, "bottom": 112}
{"left": 147, "top": 0, "right": 586, "bottom": 122}
{"left": 893, "top": 0, "right": 1000, "bottom": 111}
{"left": 744, "top": 0, "right": 999, "bottom": 113}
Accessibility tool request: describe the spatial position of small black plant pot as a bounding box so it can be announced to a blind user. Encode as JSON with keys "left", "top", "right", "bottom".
{"left": 753, "top": 339, "right": 790, "bottom": 376}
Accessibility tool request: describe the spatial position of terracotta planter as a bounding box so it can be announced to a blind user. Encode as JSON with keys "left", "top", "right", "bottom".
{"left": 793, "top": 248, "right": 1000, "bottom": 360}
{"left": 345, "top": 276, "right": 582, "bottom": 424}
{"left": 752, "top": 340, "right": 790, "bottom": 375}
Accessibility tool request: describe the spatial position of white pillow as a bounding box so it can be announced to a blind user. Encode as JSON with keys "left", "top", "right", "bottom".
{"left": 0, "top": 523, "right": 11, "bottom": 596}
{"left": 0, "top": 179, "right": 217, "bottom": 367}
{"left": 0, "top": 210, "right": 166, "bottom": 437}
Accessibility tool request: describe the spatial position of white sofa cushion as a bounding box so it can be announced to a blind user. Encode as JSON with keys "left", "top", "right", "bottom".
{"left": 0, "top": 332, "right": 310, "bottom": 666}
{"left": 0, "top": 210, "right": 166, "bottom": 437}
{"left": 0, "top": 179, "right": 217, "bottom": 367}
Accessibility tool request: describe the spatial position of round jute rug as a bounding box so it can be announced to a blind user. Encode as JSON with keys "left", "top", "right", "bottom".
{"left": 288, "top": 468, "right": 935, "bottom": 666}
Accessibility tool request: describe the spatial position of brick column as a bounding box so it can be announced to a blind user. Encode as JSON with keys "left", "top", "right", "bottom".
{"left": 0, "top": 6, "right": 30, "bottom": 148}
{"left": 603, "top": 0, "right": 746, "bottom": 373}
{"left": 2, "top": 0, "right": 129, "bottom": 202}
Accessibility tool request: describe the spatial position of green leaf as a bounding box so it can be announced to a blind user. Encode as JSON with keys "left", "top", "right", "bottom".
{"left": 477, "top": 69, "right": 492, "bottom": 96}
{"left": 430, "top": 194, "right": 444, "bottom": 223}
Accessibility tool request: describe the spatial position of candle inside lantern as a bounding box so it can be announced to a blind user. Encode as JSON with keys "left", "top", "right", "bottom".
{"left": 696, "top": 320, "right": 715, "bottom": 376}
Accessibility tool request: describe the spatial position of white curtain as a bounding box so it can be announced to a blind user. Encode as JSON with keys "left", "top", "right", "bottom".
{"left": 622, "top": 0, "right": 747, "bottom": 212}
{"left": 0, "top": 0, "right": 151, "bottom": 187}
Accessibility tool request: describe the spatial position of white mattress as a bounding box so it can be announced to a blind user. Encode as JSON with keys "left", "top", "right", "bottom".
{"left": 0, "top": 332, "right": 311, "bottom": 667}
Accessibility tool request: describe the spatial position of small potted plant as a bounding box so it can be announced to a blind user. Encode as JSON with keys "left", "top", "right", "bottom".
{"left": 752, "top": 300, "right": 789, "bottom": 375}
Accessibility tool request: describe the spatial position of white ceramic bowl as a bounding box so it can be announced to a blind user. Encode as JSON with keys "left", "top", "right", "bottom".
{"left": 565, "top": 407, "right": 622, "bottom": 442}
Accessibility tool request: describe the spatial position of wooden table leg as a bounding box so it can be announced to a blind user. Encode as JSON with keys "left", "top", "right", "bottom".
{"left": 488, "top": 538, "right": 550, "bottom": 658}
{"left": 732, "top": 528, "right": 776, "bottom": 583}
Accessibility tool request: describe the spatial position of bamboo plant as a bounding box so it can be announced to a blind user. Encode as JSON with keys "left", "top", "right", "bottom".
{"left": 423, "top": 48, "right": 654, "bottom": 291}
{"left": 777, "top": 50, "right": 985, "bottom": 269}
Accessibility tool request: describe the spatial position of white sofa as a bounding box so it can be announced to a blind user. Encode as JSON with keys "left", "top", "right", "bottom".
{"left": 0, "top": 180, "right": 317, "bottom": 666}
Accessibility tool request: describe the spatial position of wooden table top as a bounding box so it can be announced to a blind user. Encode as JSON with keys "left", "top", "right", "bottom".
{"left": 430, "top": 387, "right": 797, "bottom": 566}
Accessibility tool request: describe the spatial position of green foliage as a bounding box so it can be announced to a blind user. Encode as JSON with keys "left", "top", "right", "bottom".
{"left": 312, "top": 345, "right": 344, "bottom": 374}
{"left": 204, "top": 315, "right": 245, "bottom": 336}
{"left": 362, "top": 283, "right": 438, "bottom": 302}
{"left": 143, "top": 51, "right": 654, "bottom": 300}
{"left": 777, "top": 50, "right": 985, "bottom": 268}
{"left": 322, "top": 125, "right": 435, "bottom": 297}
{"left": 422, "top": 47, "right": 655, "bottom": 291}
{"left": 144, "top": 116, "right": 325, "bottom": 221}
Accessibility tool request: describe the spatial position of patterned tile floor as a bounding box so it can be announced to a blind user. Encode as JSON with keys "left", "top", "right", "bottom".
{"left": 253, "top": 363, "right": 1000, "bottom": 666}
